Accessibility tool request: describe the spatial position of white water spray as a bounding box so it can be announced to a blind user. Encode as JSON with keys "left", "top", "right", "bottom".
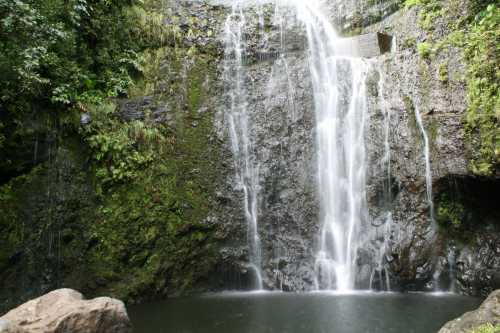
{"left": 223, "top": 0, "right": 379, "bottom": 292}
{"left": 288, "top": 1, "right": 371, "bottom": 291}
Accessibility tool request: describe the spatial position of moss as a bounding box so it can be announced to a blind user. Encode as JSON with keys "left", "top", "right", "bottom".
{"left": 437, "top": 61, "right": 449, "bottom": 83}
{"left": 470, "top": 323, "right": 500, "bottom": 333}
{"left": 404, "top": 0, "right": 424, "bottom": 8}
{"left": 0, "top": 20, "right": 224, "bottom": 310}
{"left": 0, "top": 138, "right": 99, "bottom": 310}
{"left": 341, "top": 12, "right": 364, "bottom": 37}
{"left": 74, "top": 46, "right": 223, "bottom": 302}
{"left": 408, "top": 0, "right": 499, "bottom": 176}
{"left": 462, "top": 5, "right": 499, "bottom": 176}
{"left": 436, "top": 194, "right": 465, "bottom": 229}
{"left": 435, "top": 176, "right": 500, "bottom": 245}
{"left": 401, "top": 37, "right": 417, "bottom": 50}
{"left": 402, "top": 95, "right": 419, "bottom": 142}
{"left": 417, "top": 42, "right": 433, "bottom": 59}
{"left": 418, "top": 2, "right": 443, "bottom": 31}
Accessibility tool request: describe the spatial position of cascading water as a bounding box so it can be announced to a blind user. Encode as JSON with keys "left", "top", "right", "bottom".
{"left": 414, "top": 104, "right": 435, "bottom": 226}
{"left": 414, "top": 102, "right": 443, "bottom": 291}
{"left": 369, "top": 69, "right": 393, "bottom": 291}
{"left": 223, "top": 0, "right": 382, "bottom": 292}
{"left": 287, "top": 1, "right": 371, "bottom": 291}
{"left": 223, "top": 3, "right": 263, "bottom": 290}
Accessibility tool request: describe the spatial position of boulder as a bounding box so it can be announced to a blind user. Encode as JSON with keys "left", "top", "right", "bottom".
{"left": 0, "top": 289, "right": 132, "bottom": 333}
{"left": 438, "top": 289, "right": 500, "bottom": 333}
{"left": 0, "top": 319, "right": 25, "bottom": 333}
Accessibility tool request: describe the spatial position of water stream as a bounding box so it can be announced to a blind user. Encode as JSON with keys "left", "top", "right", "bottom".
{"left": 224, "top": 0, "right": 381, "bottom": 292}
{"left": 369, "top": 68, "right": 393, "bottom": 291}
{"left": 223, "top": 3, "right": 263, "bottom": 289}
{"left": 414, "top": 104, "right": 435, "bottom": 226}
{"left": 290, "top": 1, "right": 371, "bottom": 291}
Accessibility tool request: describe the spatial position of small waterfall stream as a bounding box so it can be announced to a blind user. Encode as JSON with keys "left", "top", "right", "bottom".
{"left": 223, "top": 4, "right": 263, "bottom": 289}
{"left": 414, "top": 104, "right": 435, "bottom": 226}
{"left": 369, "top": 69, "right": 393, "bottom": 291}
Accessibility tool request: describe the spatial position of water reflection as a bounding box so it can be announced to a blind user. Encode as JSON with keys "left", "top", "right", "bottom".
{"left": 129, "top": 292, "right": 481, "bottom": 333}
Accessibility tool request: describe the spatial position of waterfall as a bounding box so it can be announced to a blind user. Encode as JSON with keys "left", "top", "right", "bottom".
{"left": 369, "top": 69, "right": 393, "bottom": 291}
{"left": 286, "top": 1, "right": 371, "bottom": 291}
{"left": 414, "top": 104, "right": 435, "bottom": 225}
{"left": 447, "top": 245, "right": 456, "bottom": 292}
{"left": 223, "top": 3, "right": 263, "bottom": 290}
{"left": 223, "top": 0, "right": 380, "bottom": 292}
{"left": 414, "top": 102, "right": 445, "bottom": 292}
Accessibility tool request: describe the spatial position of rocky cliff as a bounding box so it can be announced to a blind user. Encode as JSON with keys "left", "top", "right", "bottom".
{"left": 0, "top": 0, "right": 498, "bottom": 312}
{"left": 207, "top": 0, "right": 499, "bottom": 295}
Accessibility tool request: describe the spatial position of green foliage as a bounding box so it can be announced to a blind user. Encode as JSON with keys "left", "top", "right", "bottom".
{"left": 0, "top": 0, "right": 226, "bottom": 309}
{"left": 401, "top": 37, "right": 417, "bottom": 50}
{"left": 470, "top": 323, "right": 500, "bottom": 333}
{"left": 408, "top": 0, "right": 499, "bottom": 175}
{"left": 76, "top": 46, "right": 222, "bottom": 301}
{"left": 438, "top": 61, "right": 449, "bottom": 83}
{"left": 404, "top": 0, "right": 424, "bottom": 8}
{"left": 80, "top": 102, "right": 167, "bottom": 188}
{"left": 462, "top": 4, "right": 499, "bottom": 176}
{"left": 437, "top": 194, "right": 465, "bottom": 228}
{"left": 403, "top": 0, "right": 446, "bottom": 32}
{"left": 0, "top": 44, "right": 224, "bottom": 308}
{"left": 0, "top": 0, "right": 169, "bottom": 180}
{"left": 417, "top": 42, "right": 433, "bottom": 59}
{"left": 0, "top": 0, "right": 146, "bottom": 107}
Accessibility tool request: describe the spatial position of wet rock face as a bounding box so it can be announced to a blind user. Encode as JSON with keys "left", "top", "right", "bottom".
{"left": 211, "top": 4, "right": 319, "bottom": 290}
{"left": 438, "top": 289, "right": 500, "bottom": 333}
{"left": 323, "top": 0, "right": 401, "bottom": 34}
{"left": 244, "top": 53, "right": 318, "bottom": 290}
{"left": 206, "top": 1, "right": 499, "bottom": 294}
{"left": 362, "top": 4, "right": 500, "bottom": 294}
{"left": 434, "top": 177, "right": 500, "bottom": 296}
{"left": 149, "top": 0, "right": 500, "bottom": 296}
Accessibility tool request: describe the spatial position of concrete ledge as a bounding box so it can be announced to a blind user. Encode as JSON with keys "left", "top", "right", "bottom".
{"left": 336, "top": 32, "right": 393, "bottom": 58}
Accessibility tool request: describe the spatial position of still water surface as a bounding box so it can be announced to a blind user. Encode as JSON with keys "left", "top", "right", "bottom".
{"left": 129, "top": 291, "right": 481, "bottom": 333}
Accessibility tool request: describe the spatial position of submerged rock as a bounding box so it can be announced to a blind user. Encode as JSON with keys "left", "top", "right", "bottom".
{"left": 0, "top": 289, "right": 132, "bottom": 333}
{"left": 438, "top": 289, "right": 500, "bottom": 333}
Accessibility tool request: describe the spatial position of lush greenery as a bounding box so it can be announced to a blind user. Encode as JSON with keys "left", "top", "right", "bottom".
{"left": 436, "top": 194, "right": 465, "bottom": 229}
{"left": 0, "top": 0, "right": 168, "bottom": 107}
{"left": 0, "top": 0, "right": 225, "bottom": 310}
{"left": 406, "top": 0, "right": 499, "bottom": 176}
{"left": 462, "top": 4, "right": 499, "bottom": 175}
{"left": 0, "top": 0, "right": 170, "bottom": 179}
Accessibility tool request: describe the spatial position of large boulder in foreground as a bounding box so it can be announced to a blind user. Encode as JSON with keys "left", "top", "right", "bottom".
{"left": 0, "top": 319, "right": 24, "bottom": 333}
{"left": 0, "top": 289, "right": 132, "bottom": 333}
{"left": 438, "top": 289, "right": 500, "bottom": 333}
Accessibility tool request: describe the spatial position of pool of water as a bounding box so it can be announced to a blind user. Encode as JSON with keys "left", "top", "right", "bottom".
{"left": 128, "top": 291, "right": 481, "bottom": 333}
